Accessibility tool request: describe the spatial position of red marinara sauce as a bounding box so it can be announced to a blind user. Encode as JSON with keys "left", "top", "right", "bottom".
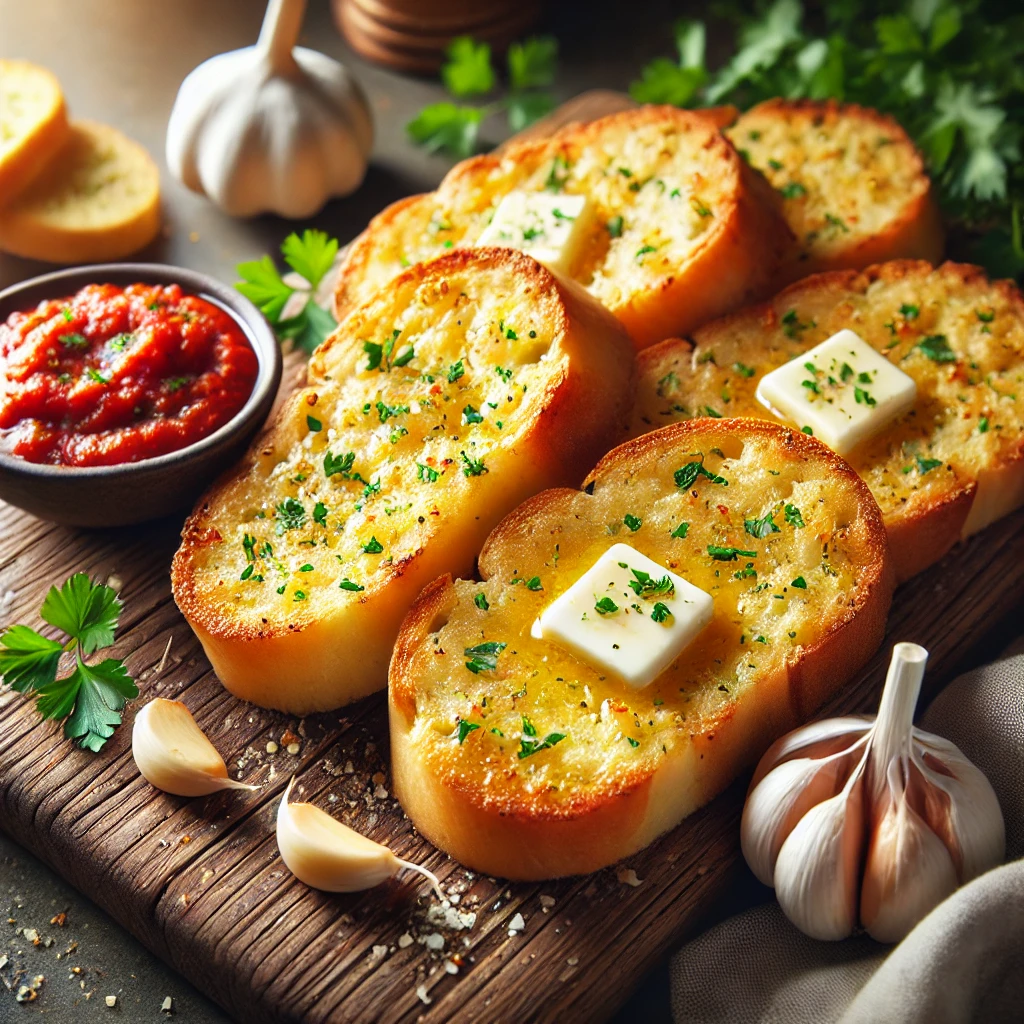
{"left": 0, "top": 282, "right": 259, "bottom": 467}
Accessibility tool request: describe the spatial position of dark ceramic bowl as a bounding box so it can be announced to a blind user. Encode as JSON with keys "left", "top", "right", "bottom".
{"left": 0, "top": 263, "right": 281, "bottom": 527}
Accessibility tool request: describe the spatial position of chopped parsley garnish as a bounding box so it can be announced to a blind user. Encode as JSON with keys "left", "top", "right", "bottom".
{"left": 474, "top": 592, "right": 489, "bottom": 610}
{"left": 708, "top": 545, "right": 757, "bottom": 561}
{"left": 293, "top": 591, "right": 307, "bottom": 601}
{"left": 627, "top": 569, "right": 674, "bottom": 598}
{"left": 801, "top": 425, "right": 814, "bottom": 435}
{"left": 460, "top": 451, "right": 487, "bottom": 476}
{"left": 782, "top": 309, "right": 813, "bottom": 339}
{"left": 626, "top": 736, "right": 640, "bottom": 748}
{"left": 463, "top": 404, "right": 484, "bottom": 424}
{"left": 606, "top": 215, "right": 624, "bottom": 237}
{"left": 916, "top": 455, "right": 944, "bottom": 474}
{"left": 324, "top": 450, "right": 356, "bottom": 477}
{"left": 240, "top": 565, "right": 255, "bottom": 581}
{"left": 524, "top": 577, "right": 543, "bottom": 591}
{"left": 494, "top": 365, "right": 513, "bottom": 382}
{"left": 979, "top": 417, "right": 990, "bottom": 433}
{"left": 312, "top": 501, "right": 328, "bottom": 526}
{"left": 733, "top": 362, "right": 756, "bottom": 378}
{"left": 784, "top": 503, "right": 805, "bottom": 528}
{"left": 854, "top": 386, "right": 877, "bottom": 406}
{"left": 376, "top": 400, "right": 409, "bottom": 423}
{"left": 86, "top": 368, "right": 110, "bottom": 384}
{"left": 457, "top": 720, "right": 480, "bottom": 744}
{"left": 363, "top": 340, "right": 383, "bottom": 371}
{"left": 623, "top": 514, "right": 643, "bottom": 532}
{"left": 339, "top": 579, "right": 364, "bottom": 591}
{"left": 791, "top": 576, "right": 808, "bottom": 589}
{"left": 744, "top": 510, "right": 779, "bottom": 539}
{"left": 299, "top": 563, "right": 314, "bottom": 572}
{"left": 275, "top": 497, "right": 306, "bottom": 533}
{"left": 650, "top": 602, "right": 672, "bottom": 623}
{"left": 690, "top": 196, "right": 713, "bottom": 217}
{"left": 824, "top": 212, "right": 849, "bottom": 233}
{"left": 306, "top": 414, "right": 322, "bottom": 431}
{"left": 60, "top": 332, "right": 88, "bottom": 348}
{"left": 976, "top": 309, "right": 995, "bottom": 323}
{"left": 362, "top": 536, "right": 384, "bottom": 554}
{"left": 517, "top": 714, "right": 565, "bottom": 759}
{"left": 417, "top": 462, "right": 440, "bottom": 483}
{"left": 671, "top": 521, "right": 690, "bottom": 539}
{"left": 635, "top": 244, "right": 658, "bottom": 262}
{"left": 447, "top": 359, "right": 465, "bottom": 383}
{"left": 900, "top": 303, "right": 920, "bottom": 320}
{"left": 674, "top": 461, "right": 728, "bottom": 489}
{"left": 163, "top": 376, "right": 189, "bottom": 393}
{"left": 0, "top": 573, "right": 137, "bottom": 752}
{"left": 464, "top": 640, "right": 506, "bottom": 673}
{"left": 917, "top": 334, "right": 957, "bottom": 363}
{"left": 779, "top": 182, "right": 807, "bottom": 199}
{"left": 595, "top": 596, "right": 619, "bottom": 615}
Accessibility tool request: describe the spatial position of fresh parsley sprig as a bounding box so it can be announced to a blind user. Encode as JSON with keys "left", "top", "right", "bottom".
{"left": 407, "top": 36, "right": 559, "bottom": 158}
{"left": 0, "top": 575, "right": 138, "bottom": 753}
{"left": 632, "top": 0, "right": 1024, "bottom": 279}
{"left": 235, "top": 229, "right": 340, "bottom": 353}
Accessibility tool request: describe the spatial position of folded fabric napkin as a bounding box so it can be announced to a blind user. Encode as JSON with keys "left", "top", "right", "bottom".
{"left": 670, "top": 645, "right": 1024, "bottom": 1024}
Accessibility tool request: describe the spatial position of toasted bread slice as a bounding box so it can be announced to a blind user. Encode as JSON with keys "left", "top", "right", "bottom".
{"left": 173, "top": 249, "right": 636, "bottom": 713}
{"left": 390, "top": 419, "right": 893, "bottom": 879}
{"left": 0, "top": 60, "right": 69, "bottom": 205}
{"left": 724, "top": 100, "right": 944, "bottom": 280}
{"left": 334, "top": 106, "right": 794, "bottom": 349}
{"left": 630, "top": 261, "right": 1024, "bottom": 581}
{"left": 0, "top": 120, "right": 160, "bottom": 262}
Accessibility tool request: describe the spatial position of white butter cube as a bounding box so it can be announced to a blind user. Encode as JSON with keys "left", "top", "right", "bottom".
{"left": 755, "top": 328, "right": 917, "bottom": 456}
{"left": 476, "top": 190, "right": 592, "bottom": 275}
{"left": 530, "top": 543, "right": 713, "bottom": 689}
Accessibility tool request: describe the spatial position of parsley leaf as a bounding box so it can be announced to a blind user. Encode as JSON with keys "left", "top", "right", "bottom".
{"left": 457, "top": 719, "right": 481, "bottom": 744}
{"left": 442, "top": 36, "right": 495, "bottom": 96}
{"left": 784, "top": 503, "right": 806, "bottom": 528}
{"left": 465, "top": 641, "right": 506, "bottom": 674}
{"left": 281, "top": 229, "right": 339, "bottom": 291}
{"left": 508, "top": 36, "right": 558, "bottom": 90}
{"left": 744, "top": 510, "right": 780, "bottom": 539}
{"left": 517, "top": 715, "right": 565, "bottom": 759}
{"left": 708, "top": 545, "right": 757, "bottom": 561}
{"left": 917, "top": 334, "right": 958, "bottom": 363}
{"left": 0, "top": 575, "right": 137, "bottom": 752}
{"left": 674, "top": 461, "right": 728, "bottom": 489}
{"left": 406, "top": 102, "right": 482, "bottom": 158}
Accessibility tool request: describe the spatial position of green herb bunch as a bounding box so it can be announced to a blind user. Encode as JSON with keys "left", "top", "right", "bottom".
{"left": 407, "top": 36, "right": 559, "bottom": 158}
{"left": 631, "top": 0, "right": 1024, "bottom": 277}
{"left": 235, "top": 229, "right": 340, "bottom": 353}
{"left": 0, "top": 574, "right": 138, "bottom": 752}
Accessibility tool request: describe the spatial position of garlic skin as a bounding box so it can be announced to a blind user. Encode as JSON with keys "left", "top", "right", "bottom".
{"left": 166, "top": 0, "right": 372, "bottom": 218}
{"left": 276, "top": 779, "right": 442, "bottom": 896}
{"left": 741, "top": 643, "right": 1005, "bottom": 943}
{"left": 132, "top": 698, "right": 258, "bottom": 797}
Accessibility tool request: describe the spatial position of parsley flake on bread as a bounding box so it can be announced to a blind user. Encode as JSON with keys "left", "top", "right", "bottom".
{"left": 172, "top": 249, "right": 636, "bottom": 713}
{"left": 630, "top": 260, "right": 1024, "bottom": 581}
{"left": 334, "top": 106, "right": 794, "bottom": 349}
{"left": 390, "top": 419, "right": 892, "bottom": 879}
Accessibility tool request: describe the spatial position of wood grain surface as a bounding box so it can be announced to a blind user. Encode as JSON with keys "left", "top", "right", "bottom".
{"left": 2, "top": 91, "right": 1022, "bottom": 1024}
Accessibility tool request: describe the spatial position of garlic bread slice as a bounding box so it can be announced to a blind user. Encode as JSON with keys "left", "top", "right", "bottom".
{"left": 390, "top": 420, "right": 892, "bottom": 879}
{"left": 172, "top": 249, "right": 636, "bottom": 713}
{"left": 726, "top": 100, "right": 943, "bottom": 279}
{"left": 630, "top": 261, "right": 1024, "bottom": 581}
{"left": 335, "top": 106, "right": 793, "bottom": 349}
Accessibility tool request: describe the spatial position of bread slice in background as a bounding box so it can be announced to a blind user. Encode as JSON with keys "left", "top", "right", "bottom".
{"left": 725, "top": 100, "right": 944, "bottom": 280}
{"left": 173, "top": 249, "right": 636, "bottom": 714}
{"left": 630, "top": 261, "right": 1024, "bottom": 581}
{"left": 334, "top": 106, "right": 794, "bottom": 349}
{"left": 390, "top": 419, "right": 893, "bottom": 879}
{"left": 0, "top": 59, "right": 69, "bottom": 206}
{"left": 0, "top": 119, "right": 160, "bottom": 262}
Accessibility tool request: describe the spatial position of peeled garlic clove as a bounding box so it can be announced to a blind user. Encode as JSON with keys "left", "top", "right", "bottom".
{"left": 773, "top": 773, "right": 865, "bottom": 941}
{"left": 276, "top": 779, "right": 442, "bottom": 896}
{"left": 913, "top": 733, "right": 1005, "bottom": 883}
{"left": 132, "top": 698, "right": 258, "bottom": 797}
{"left": 860, "top": 769, "right": 958, "bottom": 943}
{"left": 742, "top": 748, "right": 858, "bottom": 885}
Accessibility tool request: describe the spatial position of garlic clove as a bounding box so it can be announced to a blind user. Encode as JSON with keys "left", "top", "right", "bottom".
{"left": 276, "top": 779, "right": 442, "bottom": 896}
{"left": 132, "top": 698, "right": 258, "bottom": 797}
{"left": 749, "top": 716, "right": 871, "bottom": 790}
{"left": 773, "top": 771, "right": 866, "bottom": 941}
{"left": 860, "top": 764, "right": 958, "bottom": 943}
{"left": 742, "top": 747, "right": 860, "bottom": 885}
{"left": 912, "top": 733, "right": 1005, "bottom": 883}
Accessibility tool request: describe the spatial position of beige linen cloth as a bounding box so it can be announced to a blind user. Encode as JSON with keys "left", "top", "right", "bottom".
{"left": 670, "top": 645, "right": 1024, "bottom": 1024}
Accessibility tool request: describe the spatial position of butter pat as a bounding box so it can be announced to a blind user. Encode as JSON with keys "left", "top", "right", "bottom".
{"left": 476, "top": 190, "right": 592, "bottom": 275}
{"left": 755, "top": 329, "right": 917, "bottom": 456}
{"left": 531, "top": 543, "right": 713, "bottom": 689}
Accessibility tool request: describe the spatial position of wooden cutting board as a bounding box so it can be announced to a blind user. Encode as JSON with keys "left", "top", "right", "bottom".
{"left": 2, "top": 91, "right": 1023, "bottom": 1024}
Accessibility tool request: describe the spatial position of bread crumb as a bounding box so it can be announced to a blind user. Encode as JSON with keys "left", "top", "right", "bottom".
{"left": 161, "top": 996, "right": 174, "bottom": 1013}
{"left": 508, "top": 912, "right": 525, "bottom": 935}
{"left": 105, "top": 994, "right": 117, "bottom": 1007}
{"left": 286, "top": 743, "right": 301, "bottom": 755}
{"left": 266, "top": 741, "right": 279, "bottom": 754}
{"left": 398, "top": 933, "right": 413, "bottom": 948}
{"left": 616, "top": 867, "right": 643, "bottom": 887}
{"left": 539, "top": 895, "right": 556, "bottom": 910}
{"left": 416, "top": 984, "right": 432, "bottom": 1005}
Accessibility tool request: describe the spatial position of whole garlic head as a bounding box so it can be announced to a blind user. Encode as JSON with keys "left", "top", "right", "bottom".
{"left": 742, "top": 643, "right": 1005, "bottom": 943}
{"left": 276, "top": 779, "right": 442, "bottom": 896}
{"left": 166, "top": 0, "right": 372, "bottom": 218}
{"left": 132, "top": 698, "right": 258, "bottom": 797}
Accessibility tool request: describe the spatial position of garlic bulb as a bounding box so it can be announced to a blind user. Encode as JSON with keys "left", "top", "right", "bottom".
{"left": 276, "top": 779, "right": 442, "bottom": 896}
{"left": 132, "top": 698, "right": 259, "bottom": 797}
{"left": 165, "top": 0, "right": 372, "bottom": 218}
{"left": 742, "top": 643, "right": 1005, "bottom": 942}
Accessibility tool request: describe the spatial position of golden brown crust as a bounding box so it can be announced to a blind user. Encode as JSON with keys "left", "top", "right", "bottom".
{"left": 334, "top": 105, "right": 794, "bottom": 349}
{"left": 631, "top": 260, "right": 1024, "bottom": 582}
{"left": 172, "top": 249, "right": 635, "bottom": 713}
{"left": 390, "top": 418, "right": 893, "bottom": 878}
{"left": 728, "top": 99, "right": 945, "bottom": 282}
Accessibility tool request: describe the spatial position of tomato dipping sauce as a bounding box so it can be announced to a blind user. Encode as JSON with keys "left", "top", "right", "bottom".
{"left": 0, "top": 282, "right": 259, "bottom": 467}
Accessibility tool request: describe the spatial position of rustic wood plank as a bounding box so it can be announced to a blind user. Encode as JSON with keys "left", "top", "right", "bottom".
{"left": 2, "top": 88, "right": 1022, "bottom": 1024}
